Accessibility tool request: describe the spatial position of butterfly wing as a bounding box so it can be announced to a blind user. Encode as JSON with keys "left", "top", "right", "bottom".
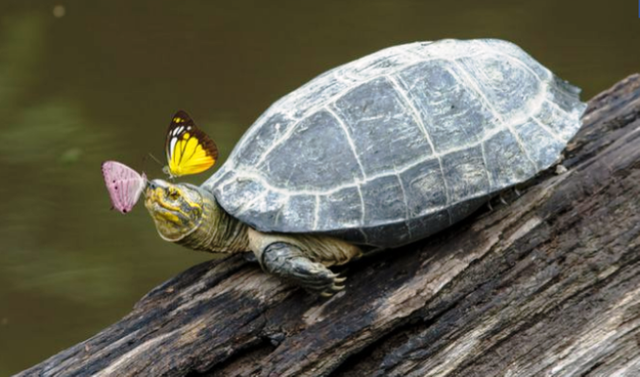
{"left": 165, "top": 110, "right": 218, "bottom": 177}
{"left": 102, "top": 161, "right": 147, "bottom": 214}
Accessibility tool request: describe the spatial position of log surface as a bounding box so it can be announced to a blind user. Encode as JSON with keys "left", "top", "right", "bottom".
{"left": 17, "top": 74, "right": 640, "bottom": 377}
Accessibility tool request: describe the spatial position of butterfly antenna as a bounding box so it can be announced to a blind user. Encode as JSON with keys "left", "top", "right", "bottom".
{"left": 145, "top": 152, "right": 163, "bottom": 167}
{"left": 142, "top": 152, "right": 164, "bottom": 175}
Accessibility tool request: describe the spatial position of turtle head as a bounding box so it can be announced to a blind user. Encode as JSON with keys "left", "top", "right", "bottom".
{"left": 144, "top": 179, "right": 249, "bottom": 253}
{"left": 144, "top": 179, "right": 209, "bottom": 242}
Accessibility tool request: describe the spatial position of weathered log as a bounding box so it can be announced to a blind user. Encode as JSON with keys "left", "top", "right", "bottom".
{"left": 17, "top": 74, "right": 640, "bottom": 377}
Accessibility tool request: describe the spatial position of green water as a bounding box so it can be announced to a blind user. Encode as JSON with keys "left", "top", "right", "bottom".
{"left": 0, "top": 0, "right": 638, "bottom": 374}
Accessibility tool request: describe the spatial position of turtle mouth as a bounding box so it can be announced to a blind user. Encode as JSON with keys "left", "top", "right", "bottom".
{"left": 144, "top": 180, "right": 204, "bottom": 242}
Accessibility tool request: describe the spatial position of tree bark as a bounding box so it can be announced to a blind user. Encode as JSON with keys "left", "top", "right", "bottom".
{"left": 17, "top": 74, "right": 640, "bottom": 377}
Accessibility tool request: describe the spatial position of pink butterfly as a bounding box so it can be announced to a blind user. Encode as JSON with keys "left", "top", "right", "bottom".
{"left": 101, "top": 161, "right": 147, "bottom": 214}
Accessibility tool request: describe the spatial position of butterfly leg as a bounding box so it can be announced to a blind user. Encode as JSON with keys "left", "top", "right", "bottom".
{"left": 260, "top": 242, "right": 345, "bottom": 296}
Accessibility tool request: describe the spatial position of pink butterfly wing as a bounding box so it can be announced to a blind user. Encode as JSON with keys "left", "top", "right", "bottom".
{"left": 101, "top": 161, "right": 147, "bottom": 214}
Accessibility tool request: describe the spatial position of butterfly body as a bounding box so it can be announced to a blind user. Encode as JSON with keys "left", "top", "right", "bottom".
{"left": 164, "top": 111, "right": 218, "bottom": 178}
{"left": 102, "top": 161, "right": 147, "bottom": 214}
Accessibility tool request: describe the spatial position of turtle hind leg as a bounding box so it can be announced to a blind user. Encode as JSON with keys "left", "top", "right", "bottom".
{"left": 261, "top": 242, "right": 346, "bottom": 296}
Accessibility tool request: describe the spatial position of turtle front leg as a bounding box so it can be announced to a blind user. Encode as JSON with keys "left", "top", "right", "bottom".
{"left": 260, "top": 242, "right": 346, "bottom": 296}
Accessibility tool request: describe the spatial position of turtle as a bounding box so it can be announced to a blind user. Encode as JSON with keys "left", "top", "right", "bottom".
{"left": 144, "top": 38, "right": 586, "bottom": 295}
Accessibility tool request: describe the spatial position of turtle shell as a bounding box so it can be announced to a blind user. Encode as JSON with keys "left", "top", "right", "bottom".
{"left": 203, "top": 39, "right": 586, "bottom": 248}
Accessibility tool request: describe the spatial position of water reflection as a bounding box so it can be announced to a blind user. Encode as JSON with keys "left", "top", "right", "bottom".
{"left": 0, "top": 0, "right": 638, "bottom": 374}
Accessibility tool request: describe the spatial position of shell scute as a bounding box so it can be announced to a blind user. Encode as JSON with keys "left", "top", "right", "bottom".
{"left": 316, "top": 187, "right": 363, "bottom": 230}
{"left": 484, "top": 129, "right": 538, "bottom": 188}
{"left": 399, "top": 158, "right": 448, "bottom": 217}
{"left": 258, "top": 109, "right": 363, "bottom": 191}
{"left": 331, "top": 76, "right": 433, "bottom": 177}
{"left": 441, "top": 145, "right": 491, "bottom": 202}
{"left": 360, "top": 175, "right": 406, "bottom": 225}
{"left": 395, "top": 60, "right": 498, "bottom": 153}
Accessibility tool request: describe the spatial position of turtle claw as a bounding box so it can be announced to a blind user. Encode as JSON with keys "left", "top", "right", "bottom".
{"left": 319, "top": 284, "right": 345, "bottom": 298}
{"left": 334, "top": 277, "right": 347, "bottom": 284}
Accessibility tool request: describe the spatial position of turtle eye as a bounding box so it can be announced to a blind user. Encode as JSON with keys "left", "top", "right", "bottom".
{"left": 168, "top": 188, "right": 180, "bottom": 200}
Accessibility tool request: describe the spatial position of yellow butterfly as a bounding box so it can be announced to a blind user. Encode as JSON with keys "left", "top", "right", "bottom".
{"left": 163, "top": 110, "right": 218, "bottom": 178}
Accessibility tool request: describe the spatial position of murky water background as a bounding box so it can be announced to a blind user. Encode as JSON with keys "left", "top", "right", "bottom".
{"left": 0, "top": 0, "right": 638, "bottom": 374}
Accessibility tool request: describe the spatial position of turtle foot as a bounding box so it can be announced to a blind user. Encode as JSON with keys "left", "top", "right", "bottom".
{"left": 262, "top": 242, "right": 346, "bottom": 295}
